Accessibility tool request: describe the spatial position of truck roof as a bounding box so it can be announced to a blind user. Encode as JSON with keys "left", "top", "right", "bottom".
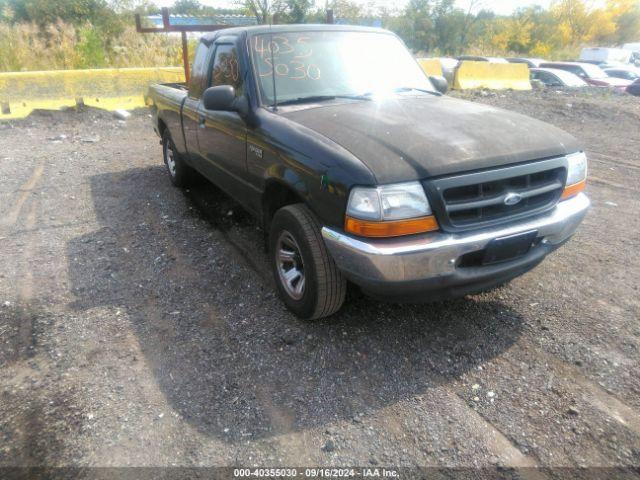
{"left": 201, "top": 23, "right": 390, "bottom": 42}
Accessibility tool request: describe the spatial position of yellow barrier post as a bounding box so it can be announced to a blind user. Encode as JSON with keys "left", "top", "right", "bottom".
{"left": 0, "top": 67, "right": 185, "bottom": 120}
{"left": 417, "top": 58, "right": 444, "bottom": 78}
{"left": 453, "top": 61, "right": 531, "bottom": 90}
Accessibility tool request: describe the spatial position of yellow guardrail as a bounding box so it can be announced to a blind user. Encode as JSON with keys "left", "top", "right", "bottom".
{"left": 0, "top": 67, "right": 185, "bottom": 119}
{"left": 453, "top": 61, "right": 531, "bottom": 90}
{"left": 417, "top": 58, "right": 443, "bottom": 77}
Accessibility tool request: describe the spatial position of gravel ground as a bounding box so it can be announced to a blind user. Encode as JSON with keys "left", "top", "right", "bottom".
{"left": 0, "top": 88, "right": 639, "bottom": 473}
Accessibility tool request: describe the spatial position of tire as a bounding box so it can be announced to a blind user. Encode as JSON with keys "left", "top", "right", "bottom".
{"left": 162, "top": 129, "right": 195, "bottom": 187}
{"left": 269, "top": 204, "right": 346, "bottom": 320}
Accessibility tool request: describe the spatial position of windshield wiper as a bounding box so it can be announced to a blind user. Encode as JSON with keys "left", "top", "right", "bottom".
{"left": 274, "top": 94, "right": 372, "bottom": 107}
{"left": 273, "top": 89, "right": 438, "bottom": 107}
{"left": 393, "top": 87, "right": 442, "bottom": 96}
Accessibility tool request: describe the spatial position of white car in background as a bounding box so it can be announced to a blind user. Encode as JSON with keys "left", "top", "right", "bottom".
{"left": 623, "top": 42, "right": 640, "bottom": 52}
{"left": 604, "top": 66, "right": 640, "bottom": 82}
{"left": 622, "top": 42, "right": 640, "bottom": 65}
{"left": 530, "top": 68, "right": 588, "bottom": 88}
{"left": 580, "top": 47, "right": 633, "bottom": 65}
{"left": 539, "top": 62, "right": 632, "bottom": 90}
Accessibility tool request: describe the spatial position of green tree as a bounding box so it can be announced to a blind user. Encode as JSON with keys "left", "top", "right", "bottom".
{"left": 5, "top": 0, "right": 129, "bottom": 42}
{"left": 393, "top": 0, "right": 434, "bottom": 52}
{"left": 606, "top": 0, "right": 640, "bottom": 44}
{"left": 109, "top": 0, "right": 158, "bottom": 14}
{"left": 172, "top": 0, "right": 202, "bottom": 15}
{"left": 8, "top": 0, "right": 113, "bottom": 26}
{"left": 432, "top": 0, "right": 471, "bottom": 54}
{"left": 281, "top": 0, "right": 313, "bottom": 23}
{"left": 77, "top": 23, "right": 106, "bottom": 67}
{"left": 328, "top": 0, "right": 364, "bottom": 21}
{"left": 239, "top": 0, "right": 286, "bottom": 24}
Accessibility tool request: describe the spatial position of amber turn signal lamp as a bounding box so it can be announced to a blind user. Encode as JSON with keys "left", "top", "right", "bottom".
{"left": 345, "top": 215, "right": 439, "bottom": 238}
{"left": 561, "top": 179, "right": 586, "bottom": 200}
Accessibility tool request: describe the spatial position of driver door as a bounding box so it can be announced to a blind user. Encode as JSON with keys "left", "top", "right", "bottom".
{"left": 196, "top": 42, "right": 249, "bottom": 204}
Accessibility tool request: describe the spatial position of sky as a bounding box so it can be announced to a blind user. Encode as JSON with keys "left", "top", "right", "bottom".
{"left": 154, "top": 0, "right": 554, "bottom": 16}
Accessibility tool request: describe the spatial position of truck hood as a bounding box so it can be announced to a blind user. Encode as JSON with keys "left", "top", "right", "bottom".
{"left": 279, "top": 95, "right": 580, "bottom": 184}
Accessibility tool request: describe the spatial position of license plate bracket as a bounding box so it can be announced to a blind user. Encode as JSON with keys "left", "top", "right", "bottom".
{"left": 482, "top": 230, "right": 538, "bottom": 265}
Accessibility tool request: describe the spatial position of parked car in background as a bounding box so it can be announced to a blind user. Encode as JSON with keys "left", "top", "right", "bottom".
{"left": 604, "top": 67, "right": 640, "bottom": 81}
{"left": 622, "top": 43, "right": 640, "bottom": 65}
{"left": 577, "top": 59, "right": 619, "bottom": 68}
{"left": 574, "top": 59, "right": 627, "bottom": 69}
{"left": 507, "top": 57, "right": 546, "bottom": 68}
{"left": 539, "top": 62, "right": 632, "bottom": 89}
{"left": 598, "top": 62, "right": 632, "bottom": 69}
{"left": 574, "top": 59, "right": 634, "bottom": 69}
{"left": 623, "top": 42, "right": 640, "bottom": 53}
{"left": 627, "top": 78, "right": 640, "bottom": 96}
{"left": 580, "top": 47, "right": 633, "bottom": 65}
{"left": 576, "top": 59, "right": 605, "bottom": 66}
{"left": 457, "top": 55, "right": 508, "bottom": 63}
{"left": 530, "top": 68, "right": 588, "bottom": 88}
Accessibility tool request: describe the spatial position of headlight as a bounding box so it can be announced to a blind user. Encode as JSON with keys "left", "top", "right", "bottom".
{"left": 347, "top": 182, "right": 432, "bottom": 221}
{"left": 345, "top": 182, "right": 438, "bottom": 237}
{"left": 562, "top": 152, "right": 587, "bottom": 200}
{"left": 566, "top": 151, "right": 587, "bottom": 186}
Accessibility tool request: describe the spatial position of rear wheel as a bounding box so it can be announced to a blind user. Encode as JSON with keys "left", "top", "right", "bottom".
{"left": 269, "top": 204, "right": 346, "bottom": 320}
{"left": 162, "top": 129, "right": 195, "bottom": 187}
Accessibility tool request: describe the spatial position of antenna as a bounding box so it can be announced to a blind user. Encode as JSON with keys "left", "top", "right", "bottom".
{"left": 269, "top": 24, "right": 278, "bottom": 110}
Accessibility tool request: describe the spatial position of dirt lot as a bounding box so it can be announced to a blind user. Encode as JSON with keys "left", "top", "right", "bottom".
{"left": 1, "top": 88, "right": 639, "bottom": 472}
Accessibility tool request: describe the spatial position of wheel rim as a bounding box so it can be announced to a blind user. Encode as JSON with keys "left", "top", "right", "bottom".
{"left": 164, "top": 140, "right": 176, "bottom": 177}
{"left": 276, "top": 231, "right": 305, "bottom": 300}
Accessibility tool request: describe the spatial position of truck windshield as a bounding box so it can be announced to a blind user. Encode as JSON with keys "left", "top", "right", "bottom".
{"left": 250, "top": 31, "right": 436, "bottom": 106}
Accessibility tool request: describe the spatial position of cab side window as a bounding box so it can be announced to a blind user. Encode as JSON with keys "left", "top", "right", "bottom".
{"left": 189, "top": 42, "right": 210, "bottom": 99}
{"left": 211, "top": 44, "right": 243, "bottom": 96}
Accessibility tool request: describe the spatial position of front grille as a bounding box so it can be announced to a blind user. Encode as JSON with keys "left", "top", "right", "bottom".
{"left": 424, "top": 157, "right": 568, "bottom": 233}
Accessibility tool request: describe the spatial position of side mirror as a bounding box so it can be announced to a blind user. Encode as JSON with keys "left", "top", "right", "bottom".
{"left": 429, "top": 75, "right": 449, "bottom": 94}
{"left": 203, "top": 85, "right": 236, "bottom": 111}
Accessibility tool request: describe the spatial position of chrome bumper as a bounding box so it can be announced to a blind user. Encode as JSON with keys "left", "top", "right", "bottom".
{"left": 321, "top": 193, "right": 589, "bottom": 291}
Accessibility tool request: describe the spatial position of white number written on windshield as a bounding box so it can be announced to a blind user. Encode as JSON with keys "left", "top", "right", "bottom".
{"left": 253, "top": 35, "right": 321, "bottom": 81}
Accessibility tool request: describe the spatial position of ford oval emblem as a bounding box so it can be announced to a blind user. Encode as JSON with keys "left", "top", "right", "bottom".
{"left": 504, "top": 192, "right": 523, "bottom": 206}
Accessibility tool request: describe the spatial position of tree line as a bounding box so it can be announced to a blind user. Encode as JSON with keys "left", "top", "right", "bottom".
{"left": 1, "top": 0, "right": 639, "bottom": 71}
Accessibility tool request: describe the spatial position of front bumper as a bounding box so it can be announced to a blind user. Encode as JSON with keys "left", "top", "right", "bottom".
{"left": 321, "top": 193, "right": 590, "bottom": 301}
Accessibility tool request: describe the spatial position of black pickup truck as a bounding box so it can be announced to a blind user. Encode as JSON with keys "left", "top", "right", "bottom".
{"left": 149, "top": 24, "right": 589, "bottom": 320}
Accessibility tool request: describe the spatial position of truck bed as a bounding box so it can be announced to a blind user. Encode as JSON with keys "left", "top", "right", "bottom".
{"left": 158, "top": 82, "right": 187, "bottom": 91}
{"left": 149, "top": 83, "right": 189, "bottom": 153}
{"left": 150, "top": 83, "right": 188, "bottom": 104}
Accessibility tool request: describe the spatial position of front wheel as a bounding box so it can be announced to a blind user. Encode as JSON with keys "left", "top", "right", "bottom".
{"left": 269, "top": 204, "right": 346, "bottom": 320}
